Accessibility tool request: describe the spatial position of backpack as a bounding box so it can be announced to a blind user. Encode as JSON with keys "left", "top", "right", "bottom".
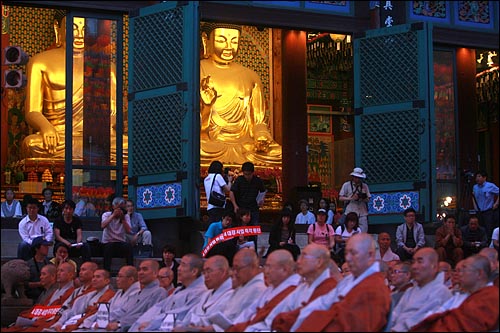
{"left": 312, "top": 223, "right": 334, "bottom": 240}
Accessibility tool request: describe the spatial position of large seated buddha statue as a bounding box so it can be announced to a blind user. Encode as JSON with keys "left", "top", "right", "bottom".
{"left": 22, "top": 11, "right": 126, "bottom": 163}
{"left": 200, "top": 23, "right": 282, "bottom": 167}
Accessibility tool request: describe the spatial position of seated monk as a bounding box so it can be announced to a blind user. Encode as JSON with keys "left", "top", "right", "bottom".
{"left": 50, "top": 269, "right": 115, "bottom": 332}
{"left": 4, "top": 263, "right": 75, "bottom": 332}
{"left": 290, "top": 233, "right": 392, "bottom": 332}
{"left": 21, "top": 262, "right": 97, "bottom": 332}
{"left": 241, "top": 243, "right": 338, "bottom": 332}
{"left": 409, "top": 255, "right": 499, "bottom": 332}
{"left": 226, "top": 250, "right": 301, "bottom": 332}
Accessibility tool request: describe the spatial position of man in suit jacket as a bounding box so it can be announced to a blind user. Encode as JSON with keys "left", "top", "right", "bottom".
{"left": 396, "top": 207, "right": 426, "bottom": 261}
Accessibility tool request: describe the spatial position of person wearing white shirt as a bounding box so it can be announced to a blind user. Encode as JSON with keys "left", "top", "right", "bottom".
{"left": 490, "top": 226, "right": 499, "bottom": 249}
{"left": 1, "top": 189, "right": 23, "bottom": 218}
{"left": 204, "top": 160, "right": 232, "bottom": 225}
{"left": 338, "top": 167, "right": 371, "bottom": 233}
{"left": 17, "top": 197, "right": 54, "bottom": 261}
{"left": 333, "top": 212, "right": 361, "bottom": 264}
{"left": 295, "top": 199, "right": 315, "bottom": 224}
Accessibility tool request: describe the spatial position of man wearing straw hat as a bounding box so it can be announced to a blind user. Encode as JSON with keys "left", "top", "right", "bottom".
{"left": 339, "top": 167, "right": 371, "bottom": 233}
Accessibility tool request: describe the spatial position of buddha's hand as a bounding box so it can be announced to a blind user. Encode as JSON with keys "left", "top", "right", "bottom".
{"left": 253, "top": 123, "right": 273, "bottom": 153}
{"left": 200, "top": 75, "right": 217, "bottom": 105}
{"left": 41, "top": 124, "right": 59, "bottom": 154}
{"left": 255, "top": 136, "right": 270, "bottom": 153}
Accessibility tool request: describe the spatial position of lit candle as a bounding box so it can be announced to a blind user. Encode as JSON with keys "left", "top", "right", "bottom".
{"left": 60, "top": 174, "right": 65, "bottom": 184}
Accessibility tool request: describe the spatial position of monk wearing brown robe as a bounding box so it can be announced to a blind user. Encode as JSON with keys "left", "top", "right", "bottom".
{"left": 268, "top": 243, "right": 339, "bottom": 332}
{"left": 52, "top": 269, "right": 115, "bottom": 332}
{"left": 410, "top": 255, "right": 499, "bottom": 332}
{"left": 227, "top": 250, "right": 300, "bottom": 331}
{"left": 291, "top": 233, "right": 392, "bottom": 332}
{"left": 21, "top": 262, "right": 98, "bottom": 332}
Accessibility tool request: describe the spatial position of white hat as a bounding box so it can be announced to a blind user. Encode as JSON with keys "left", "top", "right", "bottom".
{"left": 350, "top": 167, "right": 366, "bottom": 179}
{"left": 317, "top": 209, "right": 328, "bottom": 215}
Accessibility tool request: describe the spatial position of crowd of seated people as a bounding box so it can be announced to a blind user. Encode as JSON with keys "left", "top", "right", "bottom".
{"left": 3, "top": 189, "right": 499, "bottom": 332}
{"left": 13, "top": 193, "right": 153, "bottom": 263}
{"left": 2, "top": 229, "right": 497, "bottom": 332}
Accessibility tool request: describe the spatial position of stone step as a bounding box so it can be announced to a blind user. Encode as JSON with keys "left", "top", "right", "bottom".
{"left": 1, "top": 305, "right": 35, "bottom": 328}
{"left": 1, "top": 228, "right": 309, "bottom": 259}
{"left": 0, "top": 230, "right": 104, "bottom": 258}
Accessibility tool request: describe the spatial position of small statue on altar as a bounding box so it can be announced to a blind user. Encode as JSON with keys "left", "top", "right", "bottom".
{"left": 200, "top": 23, "right": 282, "bottom": 166}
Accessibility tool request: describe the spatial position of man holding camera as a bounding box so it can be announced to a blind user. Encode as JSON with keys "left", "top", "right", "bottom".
{"left": 101, "top": 196, "right": 134, "bottom": 272}
{"left": 339, "top": 167, "right": 371, "bottom": 233}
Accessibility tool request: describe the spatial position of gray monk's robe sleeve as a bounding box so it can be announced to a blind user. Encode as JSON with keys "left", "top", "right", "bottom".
{"left": 119, "top": 280, "right": 167, "bottom": 329}
{"left": 79, "top": 282, "right": 142, "bottom": 329}
{"left": 210, "top": 272, "right": 267, "bottom": 332}
{"left": 177, "top": 278, "right": 234, "bottom": 327}
{"left": 221, "top": 273, "right": 267, "bottom": 323}
{"left": 53, "top": 290, "right": 98, "bottom": 327}
{"left": 53, "top": 286, "right": 111, "bottom": 328}
{"left": 129, "top": 276, "right": 207, "bottom": 332}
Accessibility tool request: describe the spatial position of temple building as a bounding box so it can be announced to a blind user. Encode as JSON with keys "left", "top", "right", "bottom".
{"left": 1, "top": 1, "right": 498, "bottom": 255}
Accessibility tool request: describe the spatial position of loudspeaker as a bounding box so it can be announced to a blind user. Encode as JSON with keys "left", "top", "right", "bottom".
{"left": 4, "top": 46, "right": 29, "bottom": 65}
{"left": 4, "top": 69, "right": 26, "bottom": 88}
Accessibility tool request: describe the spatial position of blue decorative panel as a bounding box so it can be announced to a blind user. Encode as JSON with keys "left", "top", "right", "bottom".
{"left": 454, "top": 1, "right": 494, "bottom": 29}
{"left": 304, "top": 1, "right": 352, "bottom": 14}
{"left": 409, "top": 1, "right": 451, "bottom": 24}
{"left": 369, "top": 191, "right": 420, "bottom": 214}
{"left": 136, "top": 183, "right": 182, "bottom": 209}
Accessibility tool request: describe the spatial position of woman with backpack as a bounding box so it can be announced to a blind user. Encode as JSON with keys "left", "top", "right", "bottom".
{"left": 333, "top": 212, "right": 362, "bottom": 264}
{"left": 307, "top": 209, "right": 336, "bottom": 252}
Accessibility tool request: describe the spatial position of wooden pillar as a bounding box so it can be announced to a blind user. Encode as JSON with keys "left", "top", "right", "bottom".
{"left": 456, "top": 48, "right": 478, "bottom": 173}
{"left": 1, "top": 15, "right": 10, "bottom": 182}
{"left": 281, "top": 30, "right": 308, "bottom": 204}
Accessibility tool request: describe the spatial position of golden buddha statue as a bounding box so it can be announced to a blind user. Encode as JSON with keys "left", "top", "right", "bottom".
{"left": 200, "top": 23, "right": 282, "bottom": 167}
{"left": 22, "top": 11, "right": 126, "bottom": 163}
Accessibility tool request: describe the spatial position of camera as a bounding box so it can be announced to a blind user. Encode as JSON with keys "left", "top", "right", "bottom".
{"left": 224, "top": 167, "right": 230, "bottom": 175}
{"left": 463, "top": 169, "right": 475, "bottom": 181}
{"left": 358, "top": 193, "right": 367, "bottom": 200}
{"left": 120, "top": 207, "right": 127, "bottom": 215}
